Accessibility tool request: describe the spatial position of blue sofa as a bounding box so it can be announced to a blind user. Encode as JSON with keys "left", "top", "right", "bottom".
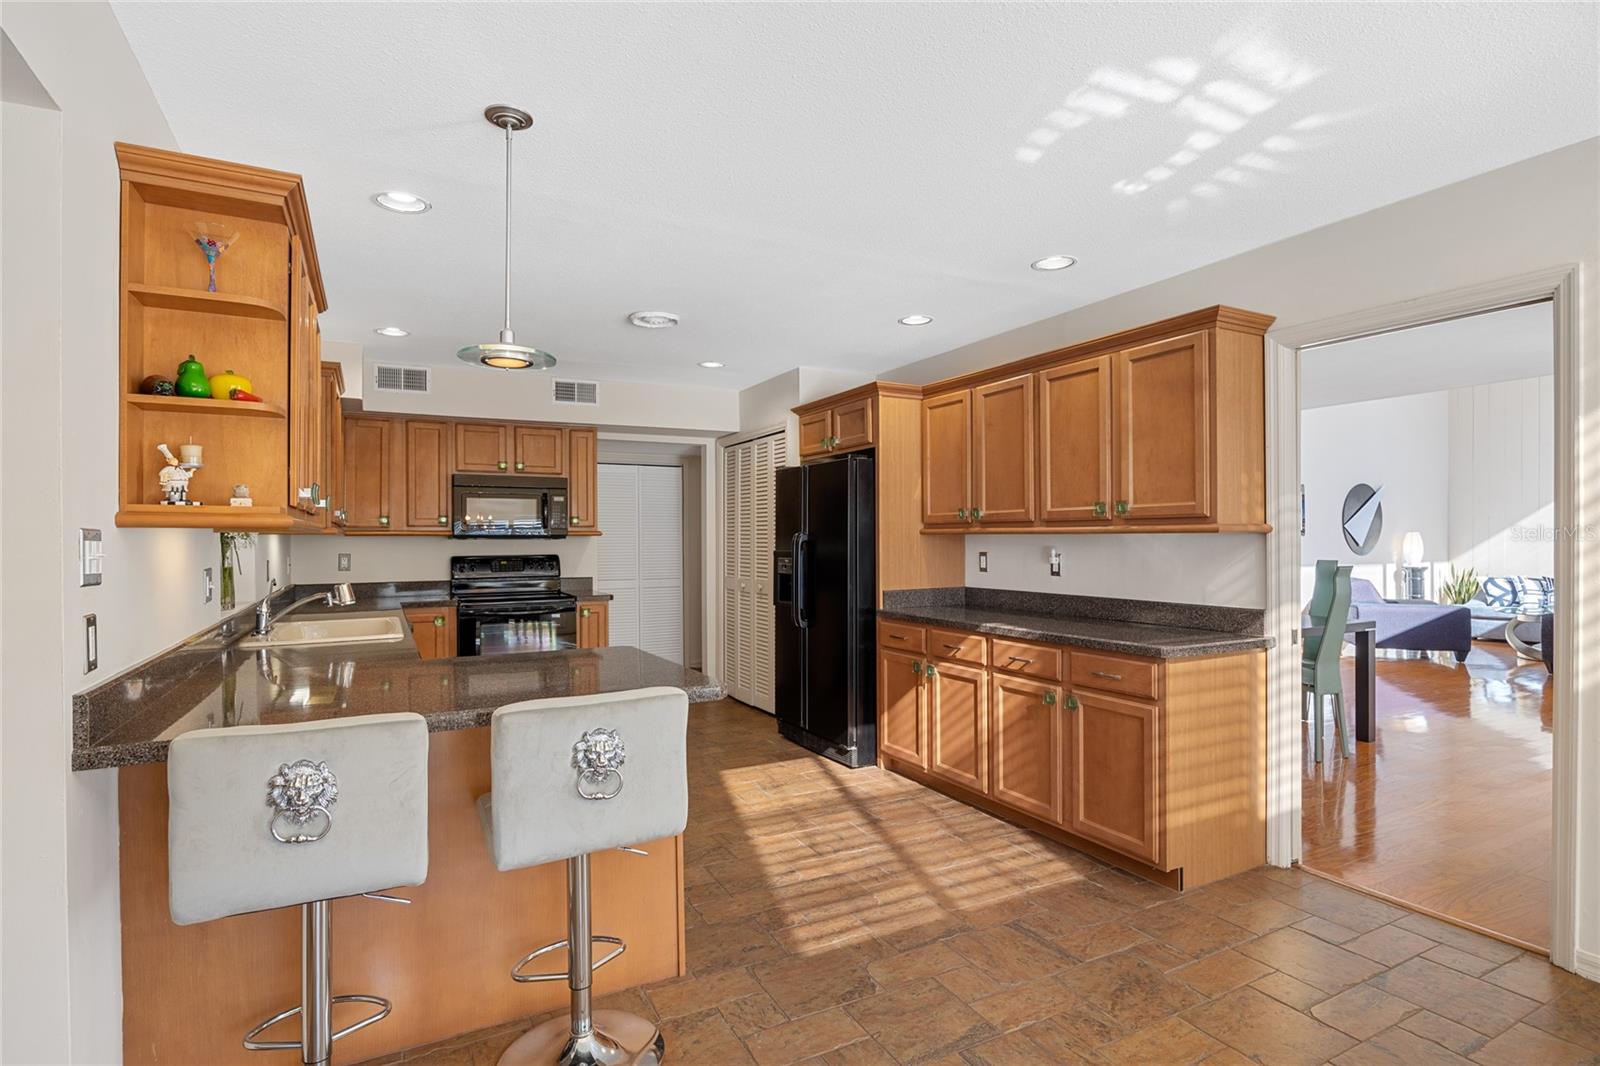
{"left": 1465, "top": 575, "right": 1554, "bottom": 642}
{"left": 1348, "top": 578, "right": 1472, "bottom": 662}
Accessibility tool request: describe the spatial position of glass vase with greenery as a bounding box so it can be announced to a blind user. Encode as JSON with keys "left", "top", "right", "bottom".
{"left": 219, "top": 532, "right": 255, "bottom": 611}
{"left": 1439, "top": 566, "right": 1480, "bottom": 605}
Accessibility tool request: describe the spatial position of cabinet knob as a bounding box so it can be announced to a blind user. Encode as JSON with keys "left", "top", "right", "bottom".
{"left": 438, "top": 515, "right": 449, "bottom": 525}
{"left": 433, "top": 616, "right": 444, "bottom": 627}
{"left": 1093, "top": 501, "right": 1107, "bottom": 517}
{"left": 1065, "top": 695, "right": 1080, "bottom": 711}
{"left": 515, "top": 462, "right": 525, "bottom": 471}
{"left": 1115, "top": 500, "right": 1129, "bottom": 516}
{"left": 378, "top": 515, "right": 389, "bottom": 526}
{"left": 956, "top": 508, "right": 968, "bottom": 521}
{"left": 971, "top": 508, "right": 983, "bottom": 522}
{"left": 911, "top": 660, "right": 923, "bottom": 677}
{"left": 1043, "top": 690, "right": 1057, "bottom": 706}
{"left": 498, "top": 461, "right": 508, "bottom": 470}
{"left": 582, "top": 608, "right": 591, "bottom": 618}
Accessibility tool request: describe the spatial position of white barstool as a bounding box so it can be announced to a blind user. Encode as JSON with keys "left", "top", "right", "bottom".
{"left": 167, "top": 713, "right": 430, "bottom": 1066}
{"left": 479, "top": 688, "right": 690, "bottom": 1066}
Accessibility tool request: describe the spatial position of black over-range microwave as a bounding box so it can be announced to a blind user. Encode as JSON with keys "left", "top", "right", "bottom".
{"left": 450, "top": 474, "right": 569, "bottom": 538}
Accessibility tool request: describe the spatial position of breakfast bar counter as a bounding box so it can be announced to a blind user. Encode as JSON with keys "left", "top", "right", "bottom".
{"left": 83, "top": 607, "right": 718, "bottom": 1065}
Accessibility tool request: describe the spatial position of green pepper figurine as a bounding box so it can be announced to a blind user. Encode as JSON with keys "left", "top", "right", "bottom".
{"left": 175, "top": 355, "right": 210, "bottom": 398}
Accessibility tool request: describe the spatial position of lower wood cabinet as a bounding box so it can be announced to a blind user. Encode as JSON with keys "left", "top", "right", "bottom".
{"left": 1069, "top": 689, "right": 1160, "bottom": 864}
{"left": 876, "top": 621, "right": 1265, "bottom": 889}
{"left": 927, "top": 658, "right": 988, "bottom": 794}
{"left": 577, "top": 600, "right": 610, "bottom": 648}
{"left": 877, "top": 648, "right": 928, "bottom": 768}
{"left": 404, "top": 605, "right": 456, "bottom": 659}
{"left": 989, "top": 673, "right": 1063, "bottom": 824}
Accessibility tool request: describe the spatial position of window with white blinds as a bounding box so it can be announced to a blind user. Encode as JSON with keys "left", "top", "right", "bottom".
{"left": 596, "top": 464, "right": 684, "bottom": 663}
{"left": 721, "top": 432, "right": 784, "bottom": 712}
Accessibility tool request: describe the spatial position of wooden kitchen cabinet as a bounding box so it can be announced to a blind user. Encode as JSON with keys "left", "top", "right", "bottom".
{"left": 454, "top": 421, "right": 511, "bottom": 472}
{"left": 877, "top": 647, "right": 928, "bottom": 769}
{"left": 514, "top": 425, "right": 566, "bottom": 474}
{"left": 399, "top": 419, "right": 452, "bottom": 532}
{"left": 343, "top": 417, "right": 394, "bottom": 530}
{"left": 1069, "top": 689, "right": 1161, "bottom": 865}
{"left": 577, "top": 600, "right": 610, "bottom": 648}
{"left": 971, "top": 374, "right": 1035, "bottom": 524}
{"left": 927, "top": 657, "right": 988, "bottom": 794}
{"left": 404, "top": 605, "right": 456, "bottom": 659}
{"left": 289, "top": 236, "right": 324, "bottom": 518}
{"left": 797, "top": 408, "right": 834, "bottom": 459}
{"left": 830, "top": 396, "right": 873, "bottom": 452}
{"left": 567, "top": 427, "right": 599, "bottom": 534}
{"left": 1115, "top": 330, "right": 1211, "bottom": 521}
{"left": 990, "top": 673, "right": 1064, "bottom": 824}
{"left": 921, "top": 390, "right": 972, "bottom": 526}
{"left": 796, "top": 390, "right": 877, "bottom": 459}
{"left": 1038, "top": 354, "right": 1113, "bottom": 524}
{"left": 320, "top": 362, "right": 345, "bottom": 529}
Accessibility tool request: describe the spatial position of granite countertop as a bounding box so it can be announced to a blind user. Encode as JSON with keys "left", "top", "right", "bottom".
{"left": 878, "top": 588, "right": 1274, "bottom": 659}
{"left": 73, "top": 603, "right": 718, "bottom": 770}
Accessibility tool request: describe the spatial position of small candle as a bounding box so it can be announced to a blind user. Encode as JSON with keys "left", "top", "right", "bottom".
{"left": 179, "top": 443, "right": 203, "bottom": 466}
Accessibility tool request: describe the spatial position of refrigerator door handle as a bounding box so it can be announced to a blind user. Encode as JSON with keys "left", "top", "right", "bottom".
{"left": 791, "top": 531, "right": 809, "bottom": 629}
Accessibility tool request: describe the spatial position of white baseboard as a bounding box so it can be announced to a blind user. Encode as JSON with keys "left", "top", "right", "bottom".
{"left": 1574, "top": 948, "right": 1600, "bottom": 983}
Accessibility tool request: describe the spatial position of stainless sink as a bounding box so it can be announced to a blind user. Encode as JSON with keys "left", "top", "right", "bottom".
{"left": 239, "top": 615, "right": 407, "bottom": 649}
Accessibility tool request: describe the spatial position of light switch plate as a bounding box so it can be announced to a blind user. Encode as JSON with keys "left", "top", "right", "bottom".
{"left": 202, "top": 566, "right": 214, "bottom": 604}
{"left": 337, "top": 553, "right": 352, "bottom": 572}
{"left": 977, "top": 550, "right": 988, "bottom": 573}
{"left": 78, "top": 528, "right": 104, "bottom": 587}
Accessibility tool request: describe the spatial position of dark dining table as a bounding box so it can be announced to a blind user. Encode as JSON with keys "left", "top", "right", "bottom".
{"left": 1301, "top": 616, "right": 1377, "bottom": 743}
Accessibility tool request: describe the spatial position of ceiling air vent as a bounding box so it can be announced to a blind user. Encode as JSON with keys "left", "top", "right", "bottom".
{"left": 373, "top": 365, "right": 430, "bottom": 393}
{"left": 553, "top": 379, "right": 599, "bottom": 405}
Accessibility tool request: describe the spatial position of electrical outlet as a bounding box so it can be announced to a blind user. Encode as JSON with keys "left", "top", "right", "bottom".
{"left": 337, "top": 553, "right": 352, "bottom": 572}
{"left": 977, "top": 550, "right": 988, "bottom": 573}
{"left": 1048, "top": 548, "right": 1062, "bottom": 578}
{"left": 202, "top": 566, "right": 214, "bottom": 604}
{"left": 84, "top": 614, "right": 98, "bottom": 673}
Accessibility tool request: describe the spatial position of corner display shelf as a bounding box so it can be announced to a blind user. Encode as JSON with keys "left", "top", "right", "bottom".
{"left": 114, "top": 143, "right": 327, "bottom": 532}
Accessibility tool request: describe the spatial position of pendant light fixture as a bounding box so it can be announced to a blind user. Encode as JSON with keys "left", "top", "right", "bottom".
{"left": 457, "top": 105, "right": 556, "bottom": 371}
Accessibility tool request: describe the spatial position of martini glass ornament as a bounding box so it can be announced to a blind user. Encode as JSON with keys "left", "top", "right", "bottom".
{"left": 184, "top": 221, "right": 240, "bottom": 293}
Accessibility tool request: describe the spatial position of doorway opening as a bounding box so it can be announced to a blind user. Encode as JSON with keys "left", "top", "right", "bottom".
{"left": 1294, "top": 301, "right": 1556, "bottom": 951}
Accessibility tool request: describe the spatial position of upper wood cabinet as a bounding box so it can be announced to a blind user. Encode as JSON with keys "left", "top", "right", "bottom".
{"left": 114, "top": 144, "right": 328, "bottom": 531}
{"left": 912, "top": 307, "right": 1271, "bottom": 534}
{"left": 319, "top": 362, "right": 345, "bottom": 530}
{"left": 342, "top": 416, "right": 393, "bottom": 530}
{"left": 921, "top": 390, "right": 972, "bottom": 526}
{"left": 454, "top": 421, "right": 510, "bottom": 472}
{"left": 796, "top": 388, "right": 879, "bottom": 459}
{"left": 567, "top": 427, "right": 599, "bottom": 534}
{"left": 1115, "top": 331, "right": 1211, "bottom": 521}
{"left": 399, "top": 419, "right": 452, "bottom": 532}
{"left": 971, "top": 374, "right": 1036, "bottom": 524}
{"left": 1038, "top": 355, "right": 1113, "bottom": 524}
{"left": 515, "top": 425, "right": 566, "bottom": 474}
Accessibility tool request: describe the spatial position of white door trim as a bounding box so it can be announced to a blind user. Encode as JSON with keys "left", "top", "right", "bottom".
{"left": 1262, "top": 264, "right": 1583, "bottom": 972}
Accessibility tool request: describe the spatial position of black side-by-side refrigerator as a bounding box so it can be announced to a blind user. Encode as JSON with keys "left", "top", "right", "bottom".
{"left": 772, "top": 453, "right": 876, "bottom": 768}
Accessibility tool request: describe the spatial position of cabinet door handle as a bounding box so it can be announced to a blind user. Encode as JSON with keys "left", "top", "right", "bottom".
{"left": 1091, "top": 670, "right": 1123, "bottom": 681}
{"left": 433, "top": 616, "right": 444, "bottom": 628}
{"left": 1043, "top": 691, "right": 1057, "bottom": 706}
{"left": 582, "top": 608, "right": 592, "bottom": 619}
{"left": 943, "top": 642, "right": 963, "bottom": 651}
{"left": 971, "top": 508, "right": 983, "bottom": 522}
{"left": 1007, "top": 656, "right": 1033, "bottom": 666}
{"left": 911, "top": 660, "right": 923, "bottom": 677}
{"left": 889, "top": 633, "right": 907, "bottom": 641}
{"left": 438, "top": 515, "right": 449, "bottom": 525}
{"left": 515, "top": 461, "right": 525, "bottom": 471}
{"left": 378, "top": 515, "right": 389, "bottom": 526}
{"left": 1065, "top": 695, "right": 1080, "bottom": 710}
{"left": 1115, "top": 500, "right": 1129, "bottom": 516}
{"left": 1093, "top": 501, "right": 1107, "bottom": 517}
{"left": 956, "top": 508, "right": 968, "bottom": 521}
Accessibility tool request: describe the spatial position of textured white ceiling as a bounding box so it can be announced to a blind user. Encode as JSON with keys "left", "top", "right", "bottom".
{"left": 113, "top": 2, "right": 1599, "bottom": 389}
{"left": 1301, "top": 301, "right": 1552, "bottom": 410}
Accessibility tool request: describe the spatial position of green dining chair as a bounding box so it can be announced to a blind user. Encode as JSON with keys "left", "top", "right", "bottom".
{"left": 1303, "top": 563, "right": 1353, "bottom": 762}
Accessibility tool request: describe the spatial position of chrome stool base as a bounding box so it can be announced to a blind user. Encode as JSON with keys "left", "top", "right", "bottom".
{"left": 498, "top": 1010, "right": 665, "bottom": 1066}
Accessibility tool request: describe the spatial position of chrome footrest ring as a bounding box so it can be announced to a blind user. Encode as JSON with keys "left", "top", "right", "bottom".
{"left": 510, "top": 935, "right": 627, "bottom": 983}
{"left": 241, "top": 994, "right": 391, "bottom": 1051}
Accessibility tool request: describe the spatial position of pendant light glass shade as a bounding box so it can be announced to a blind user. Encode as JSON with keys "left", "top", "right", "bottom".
{"left": 458, "top": 105, "right": 556, "bottom": 371}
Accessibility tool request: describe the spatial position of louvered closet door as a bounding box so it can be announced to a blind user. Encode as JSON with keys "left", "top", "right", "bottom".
{"left": 719, "top": 431, "right": 784, "bottom": 713}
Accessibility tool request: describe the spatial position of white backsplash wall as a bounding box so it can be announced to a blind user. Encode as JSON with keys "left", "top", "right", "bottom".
{"left": 966, "top": 534, "right": 1268, "bottom": 609}
{"left": 289, "top": 534, "right": 598, "bottom": 585}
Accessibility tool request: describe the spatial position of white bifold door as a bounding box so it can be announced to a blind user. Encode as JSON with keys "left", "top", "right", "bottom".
{"left": 597, "top": 464, "right": 684, "bottom": 663}
{"left": 722, "top": 432, "right": 785, "bottom": 713}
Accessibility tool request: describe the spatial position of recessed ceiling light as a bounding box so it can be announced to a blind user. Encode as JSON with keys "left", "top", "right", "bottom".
{"left": 898, "top": 314, "right": 934, "bottom": 326}
{"left": 628, "top": 310, "right": 680, "bottom": 329}
{"left": 373, "top": 326, "right": 409, "bottom": 337}
{"left": 1030, "top": 254, "right": 1077, "bottom": 271}
{"left": 372, "top": 191, "right": 431, "bottom": 214}
{"left": 698, "top": 361, "right": 724, "bottom": 369}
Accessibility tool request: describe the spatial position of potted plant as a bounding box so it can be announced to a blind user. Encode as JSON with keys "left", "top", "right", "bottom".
{"left": 1439, "top": 566, "right": 1480, "bottom": 606}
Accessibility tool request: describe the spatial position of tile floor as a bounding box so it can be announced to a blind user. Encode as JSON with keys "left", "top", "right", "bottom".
{"left": 364, "top": 698, "right": 1599, "bottom": 1066}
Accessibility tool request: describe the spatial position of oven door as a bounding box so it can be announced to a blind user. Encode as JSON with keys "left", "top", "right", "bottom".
{"left": 451, "top": 475, "right": 569, "bottom": 538}
{"left": 457, "top": 603, "right": 579, "bottom": 656}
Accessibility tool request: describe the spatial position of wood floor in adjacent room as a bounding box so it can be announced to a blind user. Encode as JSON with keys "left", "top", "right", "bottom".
{"left": 1302, "top": 642, "right": 1554, "bottom": 952}
{"left": 364, "top": 696, "right": 1596, "bottom": 1066}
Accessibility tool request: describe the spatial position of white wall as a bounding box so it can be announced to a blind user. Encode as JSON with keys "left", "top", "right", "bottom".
{"left": 323, "top": 339, "right": 364, "bottom": 401}
{"left": 289, "top": 534, "right": 597, "bottom": 585}
{"left": 966, "top": 533, "right": 1266, "bottom": 607}
{"left": 1448, "top": 375, "right": 1557, "bottom": 579}
{"left": 362, "top": 360, "right": 739, "bottom": 433}
{"left": 1298, "top": 391, "right": 1452, "bottom": 602}
{"left": 892, "top": 138, "right": 1600, "bottom": 972}
{"left": 0, "top": 7, "right": 295, "bottom": 1060}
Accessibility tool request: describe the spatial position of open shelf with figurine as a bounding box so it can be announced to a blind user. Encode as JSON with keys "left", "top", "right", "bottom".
{"left": 114, "top": 143, "right": 327, "bottom": 531}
